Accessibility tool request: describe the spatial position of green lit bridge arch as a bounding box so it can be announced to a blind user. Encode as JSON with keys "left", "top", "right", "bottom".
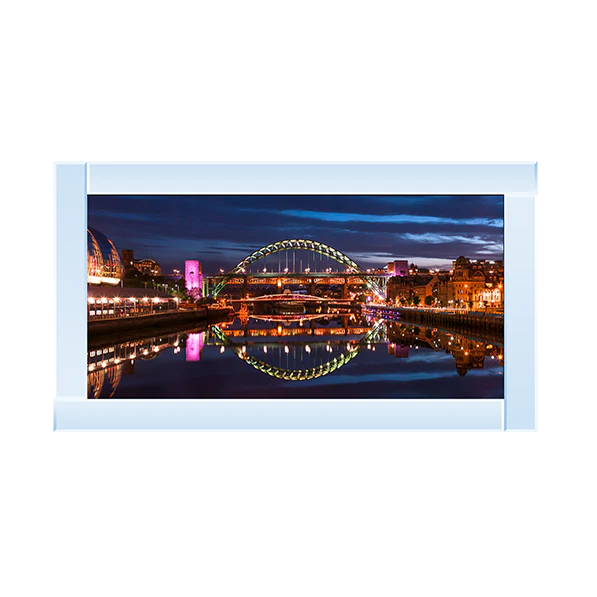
{"left": 210, "top": 239, "right": 386, "bottom": 300}
{"left": 210, "top": 319, "right": 386, "bottom": 382}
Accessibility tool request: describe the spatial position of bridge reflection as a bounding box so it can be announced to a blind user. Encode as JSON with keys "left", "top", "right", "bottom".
{"left": 87, "top": 317, "right": 504, "bottom": 397}
{"left": 210, "top": 318, "right": 386, "bottom": 381}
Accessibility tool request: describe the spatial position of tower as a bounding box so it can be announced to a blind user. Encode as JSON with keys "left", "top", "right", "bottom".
{"left": 185, "top": 260, "right": 203, "bottom": 295}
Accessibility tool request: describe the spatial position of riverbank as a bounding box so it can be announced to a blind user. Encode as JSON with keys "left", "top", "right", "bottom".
{"left": 365, "top": 306, "right": 504, "bottom": 339}
{"left": 88, "top": 307, "right": 234, "bottom": 346}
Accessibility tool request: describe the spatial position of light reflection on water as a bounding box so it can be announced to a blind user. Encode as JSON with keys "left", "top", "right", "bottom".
{"left": 87, "top": 315, "right": 504, "bottom": 399}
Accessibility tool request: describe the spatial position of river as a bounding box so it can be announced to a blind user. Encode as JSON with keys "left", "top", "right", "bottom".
{"left": 87, "top": 313, "right": 504, "bottom": 399}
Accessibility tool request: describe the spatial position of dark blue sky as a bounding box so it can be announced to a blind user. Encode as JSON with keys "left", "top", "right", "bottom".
{"left": 87, "top": 195, "right": 504, "bottom": 274}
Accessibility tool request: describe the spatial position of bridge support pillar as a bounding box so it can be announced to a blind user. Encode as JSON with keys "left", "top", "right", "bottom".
{"left": 342, "top": 279, "right": 349, "bottom": 299}
{"left": 242, "top": 277, "right": 247, "bottom": 299}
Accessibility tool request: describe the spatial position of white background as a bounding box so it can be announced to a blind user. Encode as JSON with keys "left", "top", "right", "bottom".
{"left": 1, "top": 2, "right": 595, "bottom": 596}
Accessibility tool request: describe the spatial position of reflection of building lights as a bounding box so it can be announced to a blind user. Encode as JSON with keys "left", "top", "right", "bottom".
{"left": 242, "top": 346, "right": 246, "bottom": 353}
{"left": 277, "top": 325, "right": 282, "bottom": 334}
{"left": 220, "top": 346, "right": 225, "bottom": 353}
{"left": 284, "top": 346, "right": 289, "bottom": 354}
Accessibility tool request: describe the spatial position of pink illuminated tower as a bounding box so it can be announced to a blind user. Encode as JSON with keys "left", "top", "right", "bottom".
{"left": 185, "top": 260, "right": 203, "bottom": 296}
{"left": 186, "top": 333, "right": 204, "bottom": 362}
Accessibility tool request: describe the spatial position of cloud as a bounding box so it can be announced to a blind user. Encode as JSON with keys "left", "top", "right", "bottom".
{"left": 278, "top": 210, "right": 504, "bottom": 228}
{"left": 401, "top": 233, "right": 491, "bottom": 245}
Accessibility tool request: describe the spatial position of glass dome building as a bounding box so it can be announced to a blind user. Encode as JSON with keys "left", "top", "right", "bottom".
{"left": 87, "top": 227, "right": 124, "bottom": 285}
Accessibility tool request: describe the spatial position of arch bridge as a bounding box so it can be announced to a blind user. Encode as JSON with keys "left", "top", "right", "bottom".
{"left": 206, "top": 239, "right": 388, "bottom": 300}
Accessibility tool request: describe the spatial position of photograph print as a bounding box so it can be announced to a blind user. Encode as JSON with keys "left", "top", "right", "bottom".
{"left": 86, "top": 194, "right": 504, "bottom": 399}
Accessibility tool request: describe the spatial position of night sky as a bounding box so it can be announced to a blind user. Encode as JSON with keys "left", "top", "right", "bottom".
{"left": 87, "top": 195, "right": 504, "bottom": 274}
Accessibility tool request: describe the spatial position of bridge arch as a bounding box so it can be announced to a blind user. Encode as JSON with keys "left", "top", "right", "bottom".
{"left": 211, "top": 239, "right": 385, "bottom": 299}
{"left": 210, "top": 319, "right": 385, "bottom": 382}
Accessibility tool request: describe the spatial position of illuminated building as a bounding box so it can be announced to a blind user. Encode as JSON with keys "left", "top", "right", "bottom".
{"left": 450, "top": 256, "right": 504, "bottom": 309}
{"left": 87, "top": 227, "right": 124, "bottom": 286}
{"left": 385, "top": 256, "right": 504, "bottom": 309}
{"left": 386, "top": 260, "right": 409, "bottom": 277}
{"left": 87, "top": 286, "right": 179, "bottom": 319}
{"left": 134, "top": 258, "right": 161, "bottom": 276}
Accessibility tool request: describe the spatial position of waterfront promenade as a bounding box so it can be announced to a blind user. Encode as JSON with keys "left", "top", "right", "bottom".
{"left": 364, "top": 305, "right": 504, "bottom": 338}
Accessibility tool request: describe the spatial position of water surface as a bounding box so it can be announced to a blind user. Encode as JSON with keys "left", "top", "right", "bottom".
{"left": 88, "top": 315, "right": 504, "bottom": 399}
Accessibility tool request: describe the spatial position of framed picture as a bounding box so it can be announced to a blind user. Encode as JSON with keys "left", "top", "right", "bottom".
{"left": 55, "top": 163, "right": 535, "bottom": 430}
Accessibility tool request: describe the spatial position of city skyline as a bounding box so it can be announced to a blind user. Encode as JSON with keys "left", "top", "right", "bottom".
{"left": 87, "top": 194, "right": 504, "bottom": 273}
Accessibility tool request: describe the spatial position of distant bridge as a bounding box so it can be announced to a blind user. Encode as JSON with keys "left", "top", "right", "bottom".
{"left": 245, "top": 293, "right": 329, "bottom": 302}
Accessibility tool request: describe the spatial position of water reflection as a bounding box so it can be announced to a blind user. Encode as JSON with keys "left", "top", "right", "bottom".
{"left": 87, "top": 315, "right": 504, "bottom": 398}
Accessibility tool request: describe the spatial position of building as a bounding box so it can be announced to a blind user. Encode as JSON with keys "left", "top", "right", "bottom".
{"left": 385, "top": 255, "right": 504, "bottom": 309}
{"left": 134, "top": 258, "right": 161, "bottom": 276}
{"left": 449, "top": 256, "right": 504, "bottom": 309}
{"left": 122, "top": 249, "right": 135, "bottom": 270}
{"left": 386, "top": 260, "right": 409, "bottom": 277}
{"left": 87, "top": 286, "right": 179, "bottom": 319}
{"left": 88, "top": 227, "right": 124, "bottom": 286}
